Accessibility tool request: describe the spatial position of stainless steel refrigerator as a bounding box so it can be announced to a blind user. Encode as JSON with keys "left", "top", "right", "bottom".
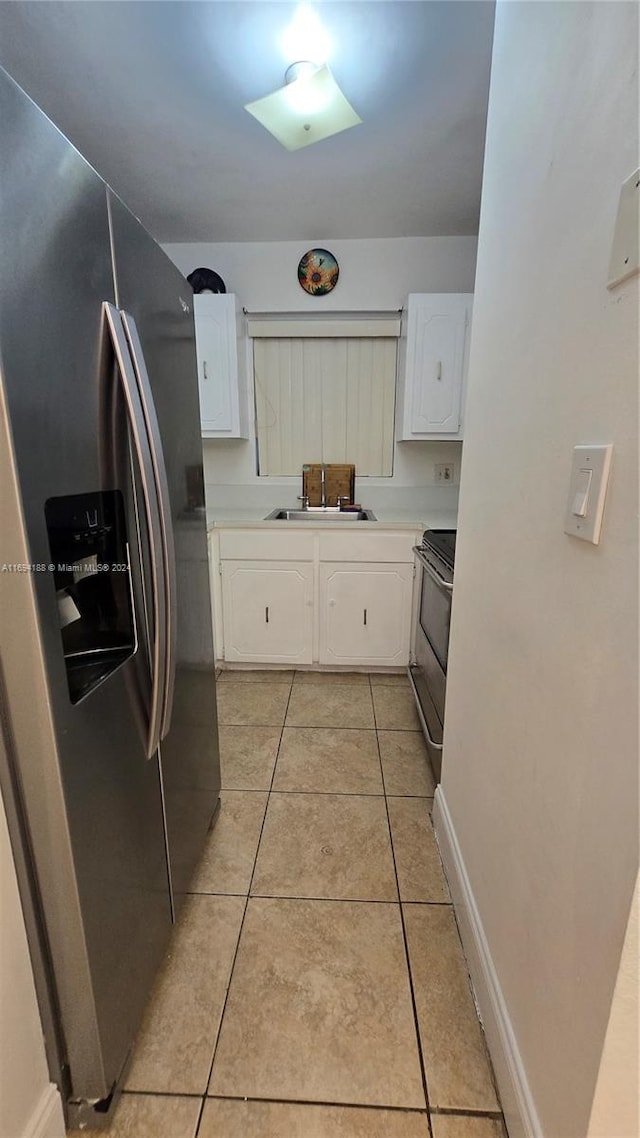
{"left": 0, "top": 68, "right": 220, "bottom": 1128}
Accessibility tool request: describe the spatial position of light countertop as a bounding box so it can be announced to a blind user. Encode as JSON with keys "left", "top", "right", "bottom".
{"left": 205, "top": 507, "right": 457, "bottom": 532}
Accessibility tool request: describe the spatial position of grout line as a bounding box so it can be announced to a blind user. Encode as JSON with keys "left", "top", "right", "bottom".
{"left": 430, "top": 1106, "right": 506, "bottom": 1119}
{"left": 370, "top": 673, "right": 435, "bottom": 1138}
{"left": 216, "top": 790, "right": 431, "bottom": 802}
{"left": 219, "top": 785, "right": 433, "bottom": 800}
{"left": 259, "top": 788, "right": 387, "bottom": 798}
{"left": 206, "top": 1091, "right": 430, "bottom": 1115}
{"left": 261, "top": 789, "right": 390, "bottom": 803}
{"left": 121, "top": 1089, "right": 204, "bottom": 1099}
{"left": 219, "top": 721, "right": 422, "bottom": 732}
{"left": 186, "top": 892, "right": 453, "bottom": 907}
{"left": 247, "top": 896, "right": 450, "bottom": 907}
{"left": 120, "top": 1087, "right": 505, "bottom": 1117}
{"left": 187, "top": 890, "right": 248, "bottom": 898}
{"left": 195, "top": 680, "right": 297, "bottom": 1137}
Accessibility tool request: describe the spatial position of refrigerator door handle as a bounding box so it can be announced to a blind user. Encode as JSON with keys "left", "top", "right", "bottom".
{"left": 103, "top": 302, "right": 167, "bottom": 758}
{"left": 120, "top": 311, "right": 177, "bottom": 741}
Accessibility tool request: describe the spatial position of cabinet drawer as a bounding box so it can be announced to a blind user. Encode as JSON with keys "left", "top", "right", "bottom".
{"left": 219, "top": 529, "right": 315, "bottom": 561}
{"left": 318, "top": 531, "right": 418, "bottom": 563}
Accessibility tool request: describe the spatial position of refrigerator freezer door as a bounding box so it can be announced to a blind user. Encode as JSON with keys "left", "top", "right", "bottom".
{"left": 0, "top": 69, "right": 173, "bottom": 1103}
{"left": 107, "top": 190, "right": 220, "bottom": 908}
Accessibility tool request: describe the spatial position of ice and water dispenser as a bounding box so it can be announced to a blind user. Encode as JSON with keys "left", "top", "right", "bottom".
{"left": 45, "top": 490, "right": 136, "bottom": 703}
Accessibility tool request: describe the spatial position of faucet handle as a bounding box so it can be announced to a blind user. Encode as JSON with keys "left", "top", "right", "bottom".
{"left": 337, "top": 495, "right": 351, "bottom": 510}
{"left": 297, "top": 495, "right": 310, "bottom": 510}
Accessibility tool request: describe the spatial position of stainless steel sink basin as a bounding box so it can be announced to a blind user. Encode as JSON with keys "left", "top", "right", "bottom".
{"left": 265, "top": 507, "right": 377, "bottom": 522}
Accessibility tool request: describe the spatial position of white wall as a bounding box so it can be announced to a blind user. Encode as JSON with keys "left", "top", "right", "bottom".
{"left": 164, "top": 237, "right": 476, "bottom": 513}
{"left": 439, "top": 4, "right": 638, "bottom": 1138}
{"left": 0, "top": 784, "right": 64, "bottom": 1138}
{"left": 588, "top": 873, "right": 639, "bottom": 1138}
{"left": 164, "top": 236, "right": 477, "bottom": 313}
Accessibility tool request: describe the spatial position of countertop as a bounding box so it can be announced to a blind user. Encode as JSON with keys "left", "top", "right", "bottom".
{"left": 205, "top": 507, "right": 457, "bottom": 532}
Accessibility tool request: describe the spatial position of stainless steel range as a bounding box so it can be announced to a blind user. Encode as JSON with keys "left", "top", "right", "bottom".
{"left": 409, "top": 529, "right": 456, "bottom": 782}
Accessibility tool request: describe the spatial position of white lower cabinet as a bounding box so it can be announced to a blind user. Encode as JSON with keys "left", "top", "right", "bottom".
{"left": 319, "top": 562, "right": 413, "bottom": 667}
{"left": 221, "top": 560, "right": 313, "bottom": 664}
{"left": 211, "top": 527, "right": 420, "bottom": 667}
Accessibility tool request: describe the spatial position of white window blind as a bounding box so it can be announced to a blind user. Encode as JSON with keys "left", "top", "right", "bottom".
{"left": 254, "top": 337, "right": 397, "bottom": 477}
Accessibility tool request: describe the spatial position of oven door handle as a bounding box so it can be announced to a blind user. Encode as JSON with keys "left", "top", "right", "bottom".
{"left": 413, "top": 547, "right": 453, "bottom": 593}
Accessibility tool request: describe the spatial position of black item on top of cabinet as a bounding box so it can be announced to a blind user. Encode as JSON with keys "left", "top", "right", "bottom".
{"left": 187, "top": 267, "right": 226, "bottom": 294}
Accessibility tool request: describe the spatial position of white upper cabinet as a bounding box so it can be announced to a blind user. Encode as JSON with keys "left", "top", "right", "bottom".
{"left": 193, "top": 293, "right": 250, "bottom": 438}
{"left": 396, "top": 293, "right": 473, "bottom": 440}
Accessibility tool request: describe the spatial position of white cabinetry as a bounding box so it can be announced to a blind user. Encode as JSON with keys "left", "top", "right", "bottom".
{"left": 210, "top": 527, "right": 419, "bottom": 669}
{"left": 193, "top": 294, "right": 249, "bottom": 438}
{"left": 221, "top": 561, "right": 313, "bottom": 664}
{"left": 319, "top": 563, "right": 413, "bottom": 667}
{"left": 396, "top": 293, "right": 472, "bottom": 440}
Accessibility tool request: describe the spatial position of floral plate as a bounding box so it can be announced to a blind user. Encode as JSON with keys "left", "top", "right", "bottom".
{"left": 297, "top": 248, "right": 339, "bottom": 296}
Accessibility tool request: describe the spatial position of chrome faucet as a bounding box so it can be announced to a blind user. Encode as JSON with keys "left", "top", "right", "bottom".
{"left": 320, "top": 463, "right": 326, "bottom": 508}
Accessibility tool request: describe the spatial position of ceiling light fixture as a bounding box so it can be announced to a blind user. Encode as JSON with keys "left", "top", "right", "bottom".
{"left": 245, "top": 61, "right": 362, "bottom": 151}
{"left": 244, "top": 5, "right": 361, "bottom": 152}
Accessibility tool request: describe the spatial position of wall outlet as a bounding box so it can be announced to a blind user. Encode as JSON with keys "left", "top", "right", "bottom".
{"left": 435, "top": 463, "right": 454, "bottom": 484}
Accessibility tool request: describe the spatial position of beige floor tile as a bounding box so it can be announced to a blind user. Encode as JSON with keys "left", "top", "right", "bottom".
{"left": 68, "top": 1093, "right": 201, "bottom": 1138}
{"left": 273, "top": 727, "right": 382, "bottom": 794}
{"left": 286, "top": 683, "right": 374, "bottom": 728}
{"left": 190, "top": 791, "right": 268, "bottom": 894}
{"left": 387, "top": 798, "right": 448, "bottom": 902}
{"left": 200, "top": 1099, "right": 430, "bottom": 1136}
{"left": 294, "top": 670, "right": 370, "bottom": 685}
{"left": 218, "top": 669, "right": 294, "bottom": 684}
{"left": 219, "top": 725, "right": 281, "bottom": 790}
{"left": 372, "top": 686, "right": 422, "bottom": 730}
{"left": 404, "top": 905, "right": 500, "bottom": 1112}
{"left": 216, "top": 682, "right": 290, "bottom": 726}
{"left": 252, "top": 793, "right": 397, "bottom": 901}
{"left": 370, "top": 672, "right": 411, "bottom": 687}
{"left": 431, "top": 1114, "right": 507, "bottom": 1138}
{"left": 125, "top": 895, "right": 244, "bottom": 1095}
{"left": 378, "top": 731, "right": 436, "bottom": 796}
{"left": 209, "top": 897, "right": 425, "bottom": 1108}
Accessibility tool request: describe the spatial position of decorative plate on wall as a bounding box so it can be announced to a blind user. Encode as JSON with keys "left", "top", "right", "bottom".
{"left": 297, "top": 248, "right": 339, "bottom": 295}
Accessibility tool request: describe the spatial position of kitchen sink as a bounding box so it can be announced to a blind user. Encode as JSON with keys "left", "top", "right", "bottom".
{"left": 265, "top": 507, "right": 377, "bottom": 522}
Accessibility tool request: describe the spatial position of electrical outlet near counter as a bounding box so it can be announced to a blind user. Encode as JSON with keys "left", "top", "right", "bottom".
{"left": 435, "top": 463, "right": 455, "bottom": 484}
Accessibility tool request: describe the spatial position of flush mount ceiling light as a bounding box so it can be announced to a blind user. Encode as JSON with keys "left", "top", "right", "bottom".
{"left": 244, "top": 61, "right": 362, "bottom": 151}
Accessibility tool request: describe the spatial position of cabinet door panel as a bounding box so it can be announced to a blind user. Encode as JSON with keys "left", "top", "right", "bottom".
{"left": 397, "top": 293, "right": 472, "bottom": 440}
{"left": 411, "top": 301, "right": 467, "bottom": 434}
{"left": 319, "top": 563, "right": 413, "bottom": 666}
{"left": 222, "top": 561, "right": 313, "bottom": 663}
{"left": 194, "top": 295, "right": 237, "bottom": 434}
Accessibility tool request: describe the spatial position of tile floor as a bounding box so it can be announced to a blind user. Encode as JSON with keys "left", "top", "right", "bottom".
{"left": 69, "top": 671, "right": 506, "bottom": 1138}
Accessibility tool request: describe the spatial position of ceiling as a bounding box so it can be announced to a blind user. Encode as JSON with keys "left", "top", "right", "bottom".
{"left": 0, "top": 1, "right": 495, "bottom": 244}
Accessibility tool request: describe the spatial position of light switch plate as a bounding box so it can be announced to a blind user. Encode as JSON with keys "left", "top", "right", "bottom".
{"left": 608, "top": 169, "right": 640, "bottom": 289}
{"left": 564, "top": 444, "right": 613, "bottom": 544}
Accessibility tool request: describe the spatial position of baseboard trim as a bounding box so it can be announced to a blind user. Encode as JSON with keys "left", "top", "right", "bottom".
{"left": 433, "top": 786, "right": 543, "bottom": 1138}
{"left": 22, "top": 1083, "right": 65, "bottom": 1138}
